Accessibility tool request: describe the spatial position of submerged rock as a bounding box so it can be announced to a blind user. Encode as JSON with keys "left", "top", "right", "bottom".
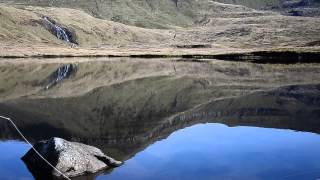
{"left": 22, "top": 137, "right": 122, "bottom": 178}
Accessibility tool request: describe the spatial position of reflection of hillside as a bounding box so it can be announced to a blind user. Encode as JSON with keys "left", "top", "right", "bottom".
{"left": 1, "top": 79, "right": 320, "bottom": 161}
{"left": 172, "top": 84, "right": 320, "bottom": 133}
{"left": 0, "top": 75, "right": 235, "bottom": 160}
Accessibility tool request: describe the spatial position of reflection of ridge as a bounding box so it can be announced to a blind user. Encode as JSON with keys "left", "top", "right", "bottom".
{"left": 0, "top": 83, "right": 319, "bottom": 162}
{"left": 172, "top": 84, "right": 320, "bottom": 133}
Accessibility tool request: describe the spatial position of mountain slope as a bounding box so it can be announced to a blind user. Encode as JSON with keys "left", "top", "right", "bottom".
{"left": 0, "top": 4, "right": 170, "bottom": 46}
{"left": 0, "top": 1, "right": 319, "bottom": 54}
{"left": 0, "top": 0, "right": 274, "bottom": 28}
{"left": 216, "top": 0, "right": 281, "bottom": 9}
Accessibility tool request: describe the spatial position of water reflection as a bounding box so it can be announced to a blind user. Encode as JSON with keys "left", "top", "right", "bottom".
{"left": 0, "top": 82, "right": 319, "bottom": 155}
{"left": 2, "top": 124, "right": 320, "bottom": 180}
{"left": 0, "top": 141, "right": 32, "bottom": 179}
{"left": 98, "top": 123, "right": 320, "bottom": 180}
{"left": 0, "top": 79, "right": 319, "bottom": 179}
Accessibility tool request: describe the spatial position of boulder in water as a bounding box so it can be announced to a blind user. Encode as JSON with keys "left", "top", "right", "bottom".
{"left": 22, "top": 137, "right": 122, "bottom": 178}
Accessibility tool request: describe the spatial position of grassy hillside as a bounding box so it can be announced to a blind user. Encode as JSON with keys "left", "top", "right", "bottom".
{"left": 0, "top": 0, "right": 319, "bottom": 52}
{"left": 0, "top": 4, "right": 170, "bottom": 46}
{"left": 0, "top": 0, "right": 272, "bottom": 28}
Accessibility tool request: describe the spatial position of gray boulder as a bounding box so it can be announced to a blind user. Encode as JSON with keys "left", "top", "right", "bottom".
{"left": 22, "top": 137, "right": 122, "bottom": 178}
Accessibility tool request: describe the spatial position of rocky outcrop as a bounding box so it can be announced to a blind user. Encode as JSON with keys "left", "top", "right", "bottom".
{"left": 22, "top": 137, "right": 122, "bottom": 178}
{"left": 42, "top": 16, "right": 77, "bottom": 44}
{"left": 278, "top": 0, "right": 320, "bottom": 17}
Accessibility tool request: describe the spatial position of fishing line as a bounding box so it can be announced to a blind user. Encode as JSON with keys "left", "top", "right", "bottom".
{"left": 0, "top": 115, "right": 71, "bottom": 180}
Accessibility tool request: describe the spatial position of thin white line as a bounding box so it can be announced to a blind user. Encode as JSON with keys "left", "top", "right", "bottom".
{"left": 0, "top": 115, "right": 71, "bottom": 180}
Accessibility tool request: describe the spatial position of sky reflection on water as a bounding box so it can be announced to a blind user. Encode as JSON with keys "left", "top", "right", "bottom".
{"left": 0, "top": 141, "right": 32, "bottom": 180}
{"left": 98, "top": 123, "right": 320, "bottom": 180}
{"left": 1, "top": 123, "right": 320, "bottom": 180}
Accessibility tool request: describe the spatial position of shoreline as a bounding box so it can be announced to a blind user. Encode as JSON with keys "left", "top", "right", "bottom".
{"left": 1, "top": 46, "right": 320, "bottom": 64}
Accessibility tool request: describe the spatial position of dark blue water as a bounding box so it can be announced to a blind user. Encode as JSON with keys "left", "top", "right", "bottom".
{"left": 1, "top": 123, "right": 320, "bottom": 180}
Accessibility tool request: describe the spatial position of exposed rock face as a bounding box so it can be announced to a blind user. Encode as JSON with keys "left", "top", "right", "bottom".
{"left": 43, "top": 17, "right": 70, "bottom": 42}
{"left": 22, "top": 137, "right": 122, "bottom": 178}
{"left": 42, "top": 16, "right": 77, "bottom": 44}
{"left": 279, "top": 0, "right": 320, "bottom": 17}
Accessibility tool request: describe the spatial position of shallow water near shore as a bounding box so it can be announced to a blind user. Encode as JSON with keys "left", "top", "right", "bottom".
{"left": 1, "top": 124, "right": 320, "bottom": 180}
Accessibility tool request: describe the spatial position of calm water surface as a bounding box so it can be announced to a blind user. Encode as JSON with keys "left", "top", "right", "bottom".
{"left": 1, "top": 123, "right": 320, "bottom": 180}
{"left": 0, "top": 141, "right": 31, "bottom": 179}
{"left": 0, "top": 59, "right": 320, "bottom": 179}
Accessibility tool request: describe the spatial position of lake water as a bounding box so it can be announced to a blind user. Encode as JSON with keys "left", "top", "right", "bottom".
{"left": 0, "top": 58, "right": 320, "bottom": 179}
{"left": 1, "top": 123, "right": 320, "bottom": 180}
